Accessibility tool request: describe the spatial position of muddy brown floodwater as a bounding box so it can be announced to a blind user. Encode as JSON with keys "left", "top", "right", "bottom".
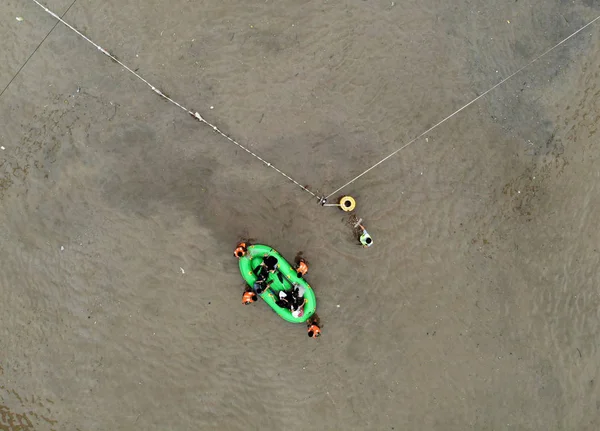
{"left": 1, "top": 0, "right": 599, "bottom": 430}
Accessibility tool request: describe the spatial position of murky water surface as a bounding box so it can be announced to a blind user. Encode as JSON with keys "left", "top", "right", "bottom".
{"left": 1, "top": 1, "right": 599, "bottom": 429}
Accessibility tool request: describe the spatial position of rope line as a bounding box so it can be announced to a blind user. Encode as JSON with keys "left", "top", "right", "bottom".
{"left": 31, "top": 0, "right": 600, "bottom": 205}
{"left": 324, "top": 13, "right": 600, "bottom": 200}
{"left": 0, "top": 0, "right": 78, "bottom": 100}
{"left": 30, "top": 0, "right": 318, "bottom": 199}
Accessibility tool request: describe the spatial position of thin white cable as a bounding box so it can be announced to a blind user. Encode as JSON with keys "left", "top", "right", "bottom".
{"left": 31, "top": 0, "right": 318, "bottom": 199}
{"left": 324, "top": 13, "right": 600, "bottom": 200}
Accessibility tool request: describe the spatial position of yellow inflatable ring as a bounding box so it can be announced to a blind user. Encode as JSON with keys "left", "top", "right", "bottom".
{"left": 339, "top": 196, "right": 356, "bottom": 212}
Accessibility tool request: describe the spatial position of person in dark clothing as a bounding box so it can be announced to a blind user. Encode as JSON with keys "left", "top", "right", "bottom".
{"left": 252, "top": 255, "right": 278, "bottom": 287}
{"left": 289, "top": 283, "right": 307, "bottom": 318}
{"left": 260, "top": 255, "right": 278, "bottom": 273}
{"left": 252, "top": 276, "right": 270, "bottom": 295}
{"left": 275, "top": 283, "right": 306, "bottom": 315}
{"left": 249, "top": 262, "right": 268, "bottom": 292}
{"left": 276, "top": 290, "right": 293, "bottom": 309}
{"left": 254, "top": 264, "right": 269, "bottom": 282}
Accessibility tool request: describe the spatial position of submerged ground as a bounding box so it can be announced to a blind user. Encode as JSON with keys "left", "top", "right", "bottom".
{"left": 1, "top": 0, "right": 599, "bottom": 430}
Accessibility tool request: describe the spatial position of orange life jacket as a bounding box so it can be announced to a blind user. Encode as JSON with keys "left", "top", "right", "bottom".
{"left": 234, "top": 242, "right": 247, "bottom": 258}
{"left": 307, "top": 324, "right": 321, "bottom": 338}
{"left": 296, "top": 260, "right": 308, "bottom": 276}
{"left": 242, "top": 291, "right": 257, "bottom": 304}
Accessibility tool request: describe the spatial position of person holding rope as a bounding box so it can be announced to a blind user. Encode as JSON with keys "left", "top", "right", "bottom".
{"left": 358, "top": 224, "right": 373, "bottom": 248}
{"left": 350, "top": 215, "right": 373, "bottom": 248}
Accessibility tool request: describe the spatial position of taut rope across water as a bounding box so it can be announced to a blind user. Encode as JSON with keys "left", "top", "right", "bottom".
{"left": 30, "top": 0, "right": 600, "bottom": 206}
{"left": 324, "top": 13, "right": 600, "bottom": 200}
{"left": 30, "top": 0, "right": 320, "bottom": 200}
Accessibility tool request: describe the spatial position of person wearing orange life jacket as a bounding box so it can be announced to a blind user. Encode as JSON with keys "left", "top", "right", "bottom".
{"left": 234, "top": 242, "right": 247, "bottom": 258}
{"left": 242, "top": 290, "right": 257, "bottom": 305}
{"left": 306, "top": 314, "right": 321, "bottom": 338}
{"left": 307, "top": 324, "right": 321, "bottom": 338}
{"left": 295, "top": 258, "right": 309, "bottom": 278}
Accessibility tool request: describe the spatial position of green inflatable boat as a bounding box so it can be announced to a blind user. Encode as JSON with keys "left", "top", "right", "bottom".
{"left": 238, "top": 244, "right": 316, "bottom": 323}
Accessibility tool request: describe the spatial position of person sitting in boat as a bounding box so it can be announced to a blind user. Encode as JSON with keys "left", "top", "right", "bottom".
{"left": 253, "top": 255, "right": 274, "bottom": 282}
{"left": 253, "top": 265, "right": 268, "bottom": 284}
{"left": 291, "top": 298, "right": 306, "bottom": 318}
{"left": 275, "top": 283, "right": 305, "bottom": 312}
{"left": 251, "top": 266, "right": 270, "bottom": 294}
{"left": 291, "top": 283, "right": 305, "bottom": 301}
{"left": 276, "top": 290, "right": 293, "bottom": 309}
{"left": 290, "top": 283, "right": 307, "bottom": 318}
{"left": 252, "top": 277, "right": 271, "bottom": 295}
{"left": 260, "top": 254, "right": 279, "bottom": 273}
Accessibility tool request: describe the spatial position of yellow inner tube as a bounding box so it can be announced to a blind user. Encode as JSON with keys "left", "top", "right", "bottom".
{"left": 339, "top": 196, "right": 356, "bottom": 212}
